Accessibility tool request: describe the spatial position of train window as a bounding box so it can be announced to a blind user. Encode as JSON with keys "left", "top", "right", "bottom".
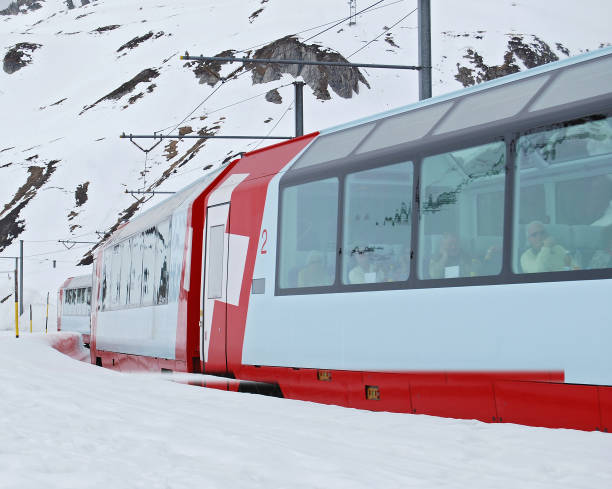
{"left": 419, "top": 141, "right": 506, "bottom": 279}
{"left": 342, "top": 162, "right": 413, "bottom": 284}
{"left": 155, "top": 220, "right": 170, "bottom": 305}
{"left": 279, "top": 178, "right": 338, "bottom": 288}
{"left": 129, "top": 234, "right": 143, "bottom": 306}
{"left": 86, "top": 287, "right": 91, "bottom": 307}
{"left": 356, "top": 102, "right": 453, "bottom": 154}
{"left": 207, "top": 224, "right": 225, "bottom": 299}
{"left": 141, "top": 227, "right": 156, "bottom": 305}
{"left": 119, "top": 240, "right": 131, "bottom": 306}
{"left": 101, "top": 248, "right": 111, "bottom": 310}
{"left": 110, "top": 244, "right": 121, "bottom": 308}
{"left": 291, "top": 123, "right": 375, "bottom": 171}
{"left": 514, "top": 116, "right": 612, "bottom": 273}
{"left": 529, "top": 55, "right": 612, "bottom": 112}
{"left": 433, "top": 76, "right": 549, "bottom": 135}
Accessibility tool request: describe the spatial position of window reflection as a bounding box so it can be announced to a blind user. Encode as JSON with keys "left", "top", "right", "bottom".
{"left": 419, "top": 141, "right": 506, "bottom": 279}
{"left": 343, "top": 162, "right": 413, "bottom": 284}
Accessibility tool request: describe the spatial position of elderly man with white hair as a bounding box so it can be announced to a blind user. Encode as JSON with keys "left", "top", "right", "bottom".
{"left": 520, "top": 221, "right": 573, "bottom": 273}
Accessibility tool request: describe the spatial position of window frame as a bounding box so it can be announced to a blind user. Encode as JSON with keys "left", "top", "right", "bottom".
{"left": 276, "top": 101, "right": 612, "bottom": 296}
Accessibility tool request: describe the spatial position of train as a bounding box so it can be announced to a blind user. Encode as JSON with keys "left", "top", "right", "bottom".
{"left": 73, "top": 47, "right": 612, "bottom": 431}
{"left": 57, "top": 274, "right": 92, "bottom": 345}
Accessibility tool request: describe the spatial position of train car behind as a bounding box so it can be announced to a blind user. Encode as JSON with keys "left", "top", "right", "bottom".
{"left": 57, "top": 275, "right": 92, "bottom": 346}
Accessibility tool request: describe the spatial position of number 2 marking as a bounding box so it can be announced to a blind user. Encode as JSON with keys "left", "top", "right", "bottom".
{"left": 260, "top": 229, "right": 268, "bottom": 254}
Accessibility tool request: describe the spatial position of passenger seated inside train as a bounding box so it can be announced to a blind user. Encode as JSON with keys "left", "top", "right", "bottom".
{"left": 588, "top": 225, "right": 612, "bottom": 270}
{"left": 348, "top": 245, "right": 385, "bottom": 284}
{"left": 520, "top": 221, "right": 574, "bottom": 273}
{"left": 428, "top": 232, "right": 477, "bottom": 279}
{"left": 297, "top": 250, "right": 332, "bottom": 287}
{"left": 387, "top": 244, "right": 411, "bottom": 282}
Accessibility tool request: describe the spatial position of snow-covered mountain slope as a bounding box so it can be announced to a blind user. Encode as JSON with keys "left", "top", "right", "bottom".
{"left": 1, "top": 0, "right": 610, "bottom": 329}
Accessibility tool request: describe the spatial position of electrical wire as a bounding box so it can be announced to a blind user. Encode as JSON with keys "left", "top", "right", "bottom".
{"left": 236, "top": 0, "right": 407, "bottom": 53}
{"left": 347, "top": 7, "right": 418, "bottom": 58}
{"left": 303, "top": 0, "right": 387, "bottom": 43}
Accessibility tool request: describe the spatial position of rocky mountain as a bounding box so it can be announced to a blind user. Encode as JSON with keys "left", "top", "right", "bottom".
{"left": 0, "top": 0, "right": 610, "bottom": 329}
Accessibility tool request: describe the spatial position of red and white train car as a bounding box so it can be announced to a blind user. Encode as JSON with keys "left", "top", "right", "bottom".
{"left": 58, "top": 274, "right": 92, "bottom": 345}
{"left": 91, "top": 47, "right": 612, "bottom": 431}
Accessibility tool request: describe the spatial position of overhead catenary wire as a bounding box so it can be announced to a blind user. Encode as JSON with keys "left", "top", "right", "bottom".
{"left": 156, "top": 0, "right": 399, "bottom": 139}
{"left": 302, "top": 0, "right": 387, "bottom": 43}
{"left": 236, "top": 0, "right": 406, "bottom": 53}
{"left": 347, "top": 7, "right": 418, "bottom": 58}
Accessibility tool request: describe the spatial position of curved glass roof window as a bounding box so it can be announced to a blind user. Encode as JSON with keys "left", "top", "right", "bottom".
{"left": 528, "top": 54, "right": 612, "bottom": 112}
{"left": 356, "top": 101, "right": 454, "bottom": 155}
{"left": 433, "top": 75, "right": 550, "bottom": 135}
{"left": 291, "top": 122, "right": 376, "bottom": 171}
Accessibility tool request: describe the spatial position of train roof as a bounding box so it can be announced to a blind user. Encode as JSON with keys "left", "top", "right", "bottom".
{"left": 109, "top": 166, "right": 224, "bottom": 244}
{"left": 63, "top": 274, "right": 92, "bottom": 289}
{"left": 291, "top": 46, "right": 612, "bottom": 172}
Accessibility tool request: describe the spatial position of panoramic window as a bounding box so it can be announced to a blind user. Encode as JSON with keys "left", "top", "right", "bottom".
{"left": 155, "top": 220, "right": 171, "bottom": 304}
{"left": 110, "top": 244, "right": 121, "bottom": 307}
{"left": 514, "top": 116, "right": 612, "bottom": 273}
{"left": 141, "top": 227, "right": 156, "bottom": 305}
{"left": 119, "top": 240, "right": 131, "bottom": 306}
{"left": 129, "top": 234, "right": 143, "bottom": 306}
{"left": 291, "top": 124, "right": 375, "bottom": 171}
{"left": 279, "top": 178, "right": 338, "bottom": 288}
{"left": 419, "top": 141, "right": 506, "bottom": 279}
{"left": 342, "top": 162, "right": 413, "bottom": 284}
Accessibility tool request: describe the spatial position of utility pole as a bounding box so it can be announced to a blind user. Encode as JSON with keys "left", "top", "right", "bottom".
{"left": 349, "top": 0, "right": 357, "bottom": 25}
{"left": 19, "top": 239, "right": 23, "bottom": 316}
{"left": 293, "top": 81, "right": 305, "bottom": 137}
{"left": 418, "top": 0, "right": 432, "bottom": 100}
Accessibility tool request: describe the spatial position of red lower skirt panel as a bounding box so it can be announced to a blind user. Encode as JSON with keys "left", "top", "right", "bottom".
{"left": 94, "top": 349, "right": 187, "bottom": 373}
{"left": 237, "top": 366, "right": 611, "bottom": 432}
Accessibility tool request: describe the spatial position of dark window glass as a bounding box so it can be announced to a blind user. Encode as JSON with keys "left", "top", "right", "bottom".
{"left": 342, "top": 162, "right": 413, "bottom": 284}
{"left": 514, "top": 116, "right": 612, "bottom": 273}
{"left": 419, "top": 141, "right": 506, "bottom": 279}
{"left": 279, "top": 178, "right": 338, "bottom": 288}
{"left": 155, "top": 220, "right": 170, "bottom": 305}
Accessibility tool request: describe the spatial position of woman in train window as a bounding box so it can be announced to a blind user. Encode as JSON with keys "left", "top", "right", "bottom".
{"left": 428, "top": 232, "right": 475, "bottom": 279}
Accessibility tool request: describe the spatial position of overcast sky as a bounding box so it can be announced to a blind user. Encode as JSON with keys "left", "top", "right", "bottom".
{"left": 0, "top": 0, "right": 14, "bottom": 10}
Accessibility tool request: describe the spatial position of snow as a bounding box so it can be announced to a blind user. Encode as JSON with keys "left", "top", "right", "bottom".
{"left": 1, "top": 4, "right": 612, "bottom": 482}
{"left": 0, "top": 331, "right": 611, "bottom": 489}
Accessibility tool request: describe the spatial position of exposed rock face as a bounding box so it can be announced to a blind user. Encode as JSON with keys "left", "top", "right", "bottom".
{"left": 190, "top": 49, "right": 237, "bottom": 86}
{"left": 3, "top": 43, "right": 42, "bottom": 74}
{"left": 265, "top": 89, "right": 282, "bottom": 104}
{"left": 249, "top": 36, "right": 370, "bottom": 100}
{"left": 186, "top": 36, "right": 370, "bottom": 101}
{"left": 80, "top": 68, "right": 160, "bottom": 114}
{"left": 455, "top": 35, "right": 566, "bottom": 87}
{"left": 117, "top": 31, "right": 164, "bottom": 53}
{"left": 0, "top": 0, "right": 42, "bottom": 16}
{"left": 75, "top": 182, "right": 89, "bottom": 207}
{"left": 0, "top": 160, "right": 58, "bottom": 251}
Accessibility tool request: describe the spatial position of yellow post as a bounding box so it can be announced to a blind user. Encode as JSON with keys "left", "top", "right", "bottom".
{"left": 14, "top": 258, "right": 19, "bottom": 338}
{"left": 14, "top": 301, "right": 19, "bottom": 338}
{"left": 29, "top": 304, "right": 32, "bottom": 333}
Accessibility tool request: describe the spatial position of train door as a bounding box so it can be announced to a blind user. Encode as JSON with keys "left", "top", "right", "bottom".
{"left": 201, "top": 203, "right": 230, "bottom": 372}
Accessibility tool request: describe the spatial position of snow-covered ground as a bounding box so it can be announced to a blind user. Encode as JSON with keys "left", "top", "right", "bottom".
{"left": 1, "top": 331, "right": 611, "bottom": 489}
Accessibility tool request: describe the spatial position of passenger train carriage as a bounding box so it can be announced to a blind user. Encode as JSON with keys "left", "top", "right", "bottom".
{"left": 90, "top": 47, "right": 612, "bottom": 431}
{"left": 58, "top": 274, "right": 92, "bottom": 345}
